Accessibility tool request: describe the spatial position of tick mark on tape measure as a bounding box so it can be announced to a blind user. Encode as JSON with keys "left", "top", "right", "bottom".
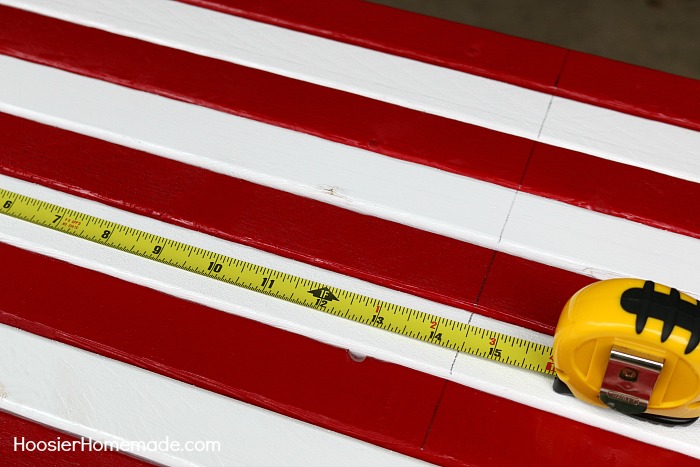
{"left": 0, "top": 187, "right": 555, "bottom": 376}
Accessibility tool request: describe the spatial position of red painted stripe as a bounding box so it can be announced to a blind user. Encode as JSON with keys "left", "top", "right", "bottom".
{"left": 558, "top": 51, "right": 700, "bottom": 133}
{"left": 176, "top": 0, "right": 567, "bottom": 92}
{"left": 0, "top": 112, "right": 497, "bottom": 321}
{"left": 178, "top": 0, "right": 700, "bottom": 132}
{"left": 0, "top": 241, "right": 444, "bottom": 464}
{"left": 4, "top": 106, "right": 698, "bottom": 334}
{"left": 1, "top": 6, "right": 698, "bottom": 243}
{"left": 522, "top": 143, "right": 700, "bottom": 241}
{"left": 476, "top": 253, "right": 597, "bottom": 334}
{"left": 1, "top": 112, "right": 603, "bottom": 335}
{"left": 0, "top": 4, "right": 533, "bottom": 191}
{"left": 0, "top": 243, "right": 694, "bottom": 465}
{"left": 424, "top": 382, "right": 698, "bottom": 467}
{"left": 0, "top": 410, "right": 152, "bottom": 466}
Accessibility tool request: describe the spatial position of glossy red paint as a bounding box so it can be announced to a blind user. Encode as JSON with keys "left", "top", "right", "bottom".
{"left": 1, "top": 6, "right": 698, "bottom": 241}
{"left": 0, "top": 4, "right": 533, "bottom": 190}
{"left": 0, "top": 242, "right": 445, "bottom": 459}
{"left": 175, "top": 0, "right": 567, "bottom": 91}
{"left": 0, "top": 410, "right": 152, "bottom": 466}
{"left": 558, "top": 51, "right": 700, "bottom": 132}
{"left": 0, "top": 112, "right": 494, "bottom": 313}
{"left": 0, "top": 244, "right": 694, "bottom": 465}
{"left": 477, "top": 253, "right": 597, "bottom": 335}
{"left": 5, "top": 112, "right": 697, "bottom": 334}
{"left": 522, "top": 143, "right": 700, "bottom": 240}
{"left": 424, "top": 382, "right": 698, "bottom": 467}
{"left": 0, "top": 1, "right": 697, "bottom": 465}
{"left": 178, "top": 0, "right": 700, "bottom": 132}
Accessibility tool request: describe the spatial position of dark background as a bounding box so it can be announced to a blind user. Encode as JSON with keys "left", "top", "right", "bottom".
{"left": 371, "top": 0, "right": 700, "bottom": 79}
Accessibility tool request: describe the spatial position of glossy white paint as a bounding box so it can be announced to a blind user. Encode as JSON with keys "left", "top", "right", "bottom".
{"left": 540, "top": 97, "right": 700, "bottom": 183}
{"left": 0, "top": 0, "right": 698, "bottom": 461}
{"left": 0, "top": 56, "right": 699, "bottom": 297}
{"left": 0, "top": 176, "right": 698, "bottom": 461}
{"left": 0, "top": 324, "right": 431, "bottom": 467}
{"left": 0, "top": 0, "right": 550, "bottom": 139}
{"left": 0, "top": 54, "right": 517, "bottom": 249}
{"left": 501, "top": 191, "right": 700, "bottom": 297}
{"left": 2, "top": 0, "right": 699, "bottom": 183}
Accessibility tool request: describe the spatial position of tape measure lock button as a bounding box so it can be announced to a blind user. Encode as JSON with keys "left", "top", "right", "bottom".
{"left": 553, "top": 278, "right": 700, "bottom": 426}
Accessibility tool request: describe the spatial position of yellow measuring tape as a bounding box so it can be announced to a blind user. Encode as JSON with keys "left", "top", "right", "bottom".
{"left": 0, "top": 187, "right": 555, "bottom": 375}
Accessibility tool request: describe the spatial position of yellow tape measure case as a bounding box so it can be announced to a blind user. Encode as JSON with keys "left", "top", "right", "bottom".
{"left": 553, "top": 278, "right": 700, "bottom": 425}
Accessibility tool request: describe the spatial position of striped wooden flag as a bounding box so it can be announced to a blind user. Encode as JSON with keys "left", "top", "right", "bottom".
{"left": 0, "top": 1, "right": 698, "bottom": 465}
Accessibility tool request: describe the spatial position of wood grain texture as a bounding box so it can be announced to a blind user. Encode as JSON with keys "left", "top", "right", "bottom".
{"left": 0, "top": 244, "right": 696, "bottom": 465}
{"left": 2, "top": 165, "right": 699, "bottom": 461}
{"left": 0, "top": 323, "right": 428, "bottom": 466}
{"left": 0, "top": 242, "right": 444, "bottom": 461}
{"left": 501, "top": 191, "right": 700, "bottom": 296}
{"left": 1, "top": 5, "right": 698, "bottom": 243}
{"left": 0, "top": 113, "right": 495, "bottom": 321}
{"left": 558, "top": 51, "right": 700, "bottom": 133}
{"left": 0, "top": 4, "right": 532, "bottom": 190}
{"left": 522, "top": 143, "right": 700, "bottom": 240}
{"left": 424, "top": 383, "right": 698, "bottom": 467}
{"left": 180, "top": 0, "right": 700, "bottom": 132}
{"left": 540, "top": 96, "right": 700, "bottom": 184}
{"left": 0, "top": 1, "right": 699, "bottom": 463}
{"left": 3, "top": 0, "right": 697, "bottom": 178}
{"left": 0, "top": 54, "right": 519, "bottom": 246}
{"left": 0, "top": 0, "right": 551, "bottom": 139}
{"left": 2, "top": 111, "right": 700, "bottom": 329}
{"left": 176, "top": 0, "right": 568, "bottom": 91}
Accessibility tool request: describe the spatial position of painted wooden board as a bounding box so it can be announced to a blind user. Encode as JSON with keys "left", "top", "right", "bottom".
{"left": 0, "top": 175, "right": 698, "bottom": 465}
{"left": 0, "top": 5, "right": 697, "bottom": 242}
{"left": 0, "top": 57, "right": 698, "bottom": 299}
{"left": 0, "top": 324, "right": 431, "bottom": 466}
{"left": 176, "top": 0, "right": 700, "bottom": 132}
{"left": 2, "top": 0, "right": 699, "bottom": 181}
{"left": 0, "top": 0, "right": 699, "bottom": 465}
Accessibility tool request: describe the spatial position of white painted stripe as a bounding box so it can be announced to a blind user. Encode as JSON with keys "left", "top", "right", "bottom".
{"left": 0, "top": 54, "right": 516, "bottom": 248}
{"left": 501, "top": 191, "right": 700, "bottom": 297}
{"left": 0, "top": 175, "right": 698, "bottom": 460}
{"left": 0, "top": 0, "right": 550, "bottom": 140}
{"left": 2, "top": 0, "right": 699, "bottom": 183}
{"left": 540, "top": 97, "right": 700, "bottom": 184}
{"left": 0, "top": 325, "right": 430, "bottom": 467}
{"left": 1, "top": 56, "right": 699, "bottom": 297}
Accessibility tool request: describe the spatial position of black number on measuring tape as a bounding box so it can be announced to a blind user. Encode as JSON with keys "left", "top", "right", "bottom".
{"left": 53, "top": 215, "right": 62, "bottom": 224}
{"left": 3, "top": 200, "right": 12, "bottom": 209}
{"left": 153, "top": 245, "right": 163, "bottom": 255}
{"left": 371, "top": 315, "right": 384, "bottom": 325}
{"left": 208, "top": 262, "right": 223, "bottom": 273}
{"left": 261, "top": 277, "right": 275, "bottom": 288}
{"left": 101, "top": 230, "right": 111, "bottom": 239}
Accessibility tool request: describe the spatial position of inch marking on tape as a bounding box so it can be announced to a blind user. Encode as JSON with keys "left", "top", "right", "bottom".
{"left": 0, "top": 187, "right": 555, "bottom": 375}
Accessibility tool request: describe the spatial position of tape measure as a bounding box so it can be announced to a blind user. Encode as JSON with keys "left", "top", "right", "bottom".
{"left": 0, "top": 187, "right": 555, "bottom": 376}
{"left": 553, "top": 278, "right": 700, "bottom": 426}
